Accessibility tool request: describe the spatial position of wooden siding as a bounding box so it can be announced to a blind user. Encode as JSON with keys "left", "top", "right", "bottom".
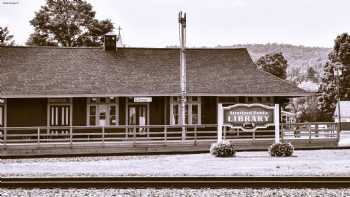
{"left": 201, "top": 97, "right": 217, "bottom": 124}
{"left": 7, "top": 98, "right": 47, "bottom": 127}
{"left": 149, "top": 97, "right": 165, "bottom": 125}
{"left": 72, "top": 98, "right": 86, "bottom": 126}
{"left": 119, "top": 97, "right": 126, "bottom": 125}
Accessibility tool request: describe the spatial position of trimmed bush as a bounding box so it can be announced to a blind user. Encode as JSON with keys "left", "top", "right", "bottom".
{"left": 268, "top": 142, "right": 294, "bottom": 157}
{"left": 210, "top": 140, "right": 236, "bottom": 157}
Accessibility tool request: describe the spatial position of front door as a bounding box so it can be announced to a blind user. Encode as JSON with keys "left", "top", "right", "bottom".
{"left": 128, "top": 104, "right": 147, "bottom": 134}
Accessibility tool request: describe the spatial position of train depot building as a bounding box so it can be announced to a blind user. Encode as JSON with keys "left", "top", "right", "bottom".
{"left": 0, "top": 36, "right": 339, "bottom": 157}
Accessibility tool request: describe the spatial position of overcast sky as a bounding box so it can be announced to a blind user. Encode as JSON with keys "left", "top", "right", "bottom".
{"left": 0, "top": 0, "right": 349, "bottom": 47}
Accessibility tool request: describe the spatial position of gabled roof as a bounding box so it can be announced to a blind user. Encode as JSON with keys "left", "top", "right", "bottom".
{"left": 0, "top": 46, "right": 307, "bottom": 97}
{"left": 334, "top": 101, "right": 350, "bottom": 117}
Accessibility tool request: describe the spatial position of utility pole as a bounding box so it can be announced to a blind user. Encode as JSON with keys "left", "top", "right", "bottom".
{"left": 178, "top": 11, "right": 187, "bottom": 142}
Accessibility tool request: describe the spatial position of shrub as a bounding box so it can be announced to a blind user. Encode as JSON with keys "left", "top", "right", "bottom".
{"left": 268, "top": 142, "right": 294, "bottom": 157}
{"left": 210, "top": 140, "right": 236, "bottom": 157}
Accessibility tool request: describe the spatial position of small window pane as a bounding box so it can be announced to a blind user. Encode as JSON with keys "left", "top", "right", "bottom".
{"left": 191, "top": 97, "right": 198, "bottom": 102}
{"left": 110, "top": 105, "right": 116, "bottom": 115}
{"left": 89, "top": 116, "right": 96, "bottom": 126}
{"left": 100, "top": 98, "right": 106, "bottom": 103}
{"left": 90, "top": 106, "right": 96, "bottom": 115}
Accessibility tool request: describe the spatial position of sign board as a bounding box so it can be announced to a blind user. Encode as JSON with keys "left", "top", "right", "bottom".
{"left": 217, "top": 103, "right": 280, "bottom": 143}
{"left": 134, "top": 97, "right": 152, "bottom": 103}
{"left": 223, "top": 103, "right": 274, "bottom": 131}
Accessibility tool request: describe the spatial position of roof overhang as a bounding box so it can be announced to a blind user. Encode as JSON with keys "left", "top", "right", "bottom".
{"left": 0, "top": 92, "right": 314, "bottom": 98}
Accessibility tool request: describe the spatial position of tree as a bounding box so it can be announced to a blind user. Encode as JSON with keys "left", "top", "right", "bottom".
{"left": 306, "top": 66, "right": 319, "bottom": 83}
{"left": 0, "top": 26, "right": 14, "bottom": 46}
{"left": 256, "top": 52, "right": 288, "bottom": 79}
{"left": 27, "top": 0, "right": 114, "bottom": 47}
{"left": 318, "top": 33, "right": 350, "bottom": 121}
{"left": 286, "top": 97, "right": 323, "bottom": 122}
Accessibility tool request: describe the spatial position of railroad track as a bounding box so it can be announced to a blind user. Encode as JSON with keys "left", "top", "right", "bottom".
{"left": 2, "top": 176, "right": 350, "bottom": 188}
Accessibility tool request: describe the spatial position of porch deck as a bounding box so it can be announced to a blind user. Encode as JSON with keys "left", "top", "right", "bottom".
{"left": 0, "top": 123, "right": 340, "bottom": 157}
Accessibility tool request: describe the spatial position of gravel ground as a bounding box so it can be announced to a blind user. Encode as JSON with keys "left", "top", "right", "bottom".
{"left": 2, "top": 149, "right": 350, "bottom": 177}
{"left": 1, "top": 188, "right": 350, "bottom": 197}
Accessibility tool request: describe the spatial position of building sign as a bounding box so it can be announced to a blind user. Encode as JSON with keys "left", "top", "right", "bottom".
{"left": 134, "top": 97, "right": 152, "bottom": 103}
{"left": 223, "top": 103, "right": 274, "bottom": 131}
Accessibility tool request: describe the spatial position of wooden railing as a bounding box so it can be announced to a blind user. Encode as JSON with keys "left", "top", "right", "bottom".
{"left": 0, "top": 122, "right": 340, "bottom": 147}
{"left": 281, "top": 122, "right": 339, "bottom": 141}
{"left": 0, "top": 124, "right": 218, "bottom": 146}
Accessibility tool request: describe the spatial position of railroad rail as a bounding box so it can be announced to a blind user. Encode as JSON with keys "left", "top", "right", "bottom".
{"left": 2, "top": 176, "right": 350, "bottom": 188}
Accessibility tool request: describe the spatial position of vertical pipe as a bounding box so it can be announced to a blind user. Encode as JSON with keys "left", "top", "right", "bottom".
{"left": 179, "top": 12, "right": 187, "bottom": 142}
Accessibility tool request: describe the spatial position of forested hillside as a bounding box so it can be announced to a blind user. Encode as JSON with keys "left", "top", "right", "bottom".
{"left": 222, "top": 43, "right": 331, "bottom": 76}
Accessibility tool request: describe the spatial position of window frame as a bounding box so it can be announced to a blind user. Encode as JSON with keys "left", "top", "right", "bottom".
{"left": 87, "top": 97, "right": 119, "bottom": 126}
{"left": 170, "top": 96, "right": 201, "bottom": 125}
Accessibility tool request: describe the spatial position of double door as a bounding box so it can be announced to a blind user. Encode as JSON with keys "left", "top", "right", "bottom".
{"left": 128, "top": 104, "right": 148, "bottom": 134}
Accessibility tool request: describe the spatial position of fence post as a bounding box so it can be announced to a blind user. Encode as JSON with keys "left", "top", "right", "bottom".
{"left": 133, "top": 126, "right": 136, "bottom": 145}
{"left": 4, "top": 127, "right": 7, "bottom": 148}
{"left": 308, "top": 122, "right": 311, "bottom": 142}
{"left": 252, "top": 130, "right": 255, "bottom": 142}
{"left": 37, "top": 127, "right": 40, "bottom": 146}
{"left": 194, "top": 125, "right": 197, "bottom": 145}
{"left": 281, "top": 123, "right": 284, "bottom": 143}
{"left": 164, "top": 125, "right": 167, "bottom": 145}
{"left": 102, "top": 126, "right": 105, "bottom": 144}
{"left": 69, "top": 126, "right": 73, "bottom": 146}
{"left": 336, "top": 123, "right": 340, "bottom": 141}
{"left": 223, "top": 126, "right": 226, "bottom": 140}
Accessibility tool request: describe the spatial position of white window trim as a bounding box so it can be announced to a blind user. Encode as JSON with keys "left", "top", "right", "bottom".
{"left": 87, "top": 97, "right": 119, "bottom": 126}
{"left": 170, "top": 96, "right": 201, "bottom": 125}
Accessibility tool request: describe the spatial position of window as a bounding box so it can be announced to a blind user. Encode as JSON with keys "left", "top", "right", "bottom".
{"left": 87, "top": 97, "right": 119, "bottom": 126}
{"left": 170, "top": 96, "right": 201, "bottom": 125}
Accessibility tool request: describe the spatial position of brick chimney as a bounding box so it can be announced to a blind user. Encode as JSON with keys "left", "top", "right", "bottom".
{"left": 104, "top": 33, "right": 117, "bottom": 51}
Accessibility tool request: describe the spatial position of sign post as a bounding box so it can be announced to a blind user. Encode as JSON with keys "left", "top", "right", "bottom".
{"left": 217, "top": 104, "right": 223, "bottom": 142}
{"left": 274, "top": 104, "right": 280, "bottom": 143}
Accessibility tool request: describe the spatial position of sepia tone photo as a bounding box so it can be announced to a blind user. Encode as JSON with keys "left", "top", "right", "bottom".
{"left": 1, "top": 0, "right": 350, "bottom": 196}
